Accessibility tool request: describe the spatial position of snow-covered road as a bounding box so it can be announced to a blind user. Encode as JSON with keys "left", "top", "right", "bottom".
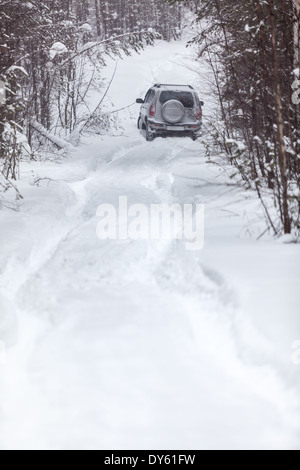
{"left": 0, "top": 40, "right": 300, "bottom": 450}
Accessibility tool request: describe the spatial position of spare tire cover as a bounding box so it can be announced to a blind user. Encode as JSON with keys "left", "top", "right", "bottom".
{"left": 161, "top": 100, "right": 185, "bottom": 124}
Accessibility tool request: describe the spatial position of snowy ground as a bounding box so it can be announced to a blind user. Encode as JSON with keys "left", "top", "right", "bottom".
{"left": 0, "top": 40, "right": 300, "bottom": 450}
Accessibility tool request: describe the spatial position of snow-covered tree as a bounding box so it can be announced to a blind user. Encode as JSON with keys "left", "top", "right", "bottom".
{"left": 1, "top": 0, "right": 175, "bottom": 176}
{"left": 171, "top": 0, "right": 300, "bottom": 235}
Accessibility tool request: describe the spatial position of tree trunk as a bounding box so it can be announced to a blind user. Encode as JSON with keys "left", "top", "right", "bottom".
{"left": 269, "top": 0, "right": 291, "bottom": 234}
{"left": 95, "top": 0, "right": 101, "bottom": 37}
{"left": 294, "top": 0, "right": 300, "bottom": 70}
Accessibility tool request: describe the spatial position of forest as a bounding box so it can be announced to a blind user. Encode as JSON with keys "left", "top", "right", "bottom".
{"left": 0, "top": 1, "right": 183, "bottom": 176}
{"left": 1, "top": 0, "right": 300, "bottom": 236}
{"left": 177, "top": 0, "right": 300, "bottom": 235}
{"left": 1, "top": 0, "right": 300, "bottom": 452}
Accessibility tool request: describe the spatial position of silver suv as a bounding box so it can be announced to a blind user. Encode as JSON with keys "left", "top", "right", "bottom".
{"left": 136, "top": 84, "right": 204, "bottom": 141}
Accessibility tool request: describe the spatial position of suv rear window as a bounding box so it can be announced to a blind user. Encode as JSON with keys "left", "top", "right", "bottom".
{"left": 159, "top": 91, "right": 194, "bottom": 108}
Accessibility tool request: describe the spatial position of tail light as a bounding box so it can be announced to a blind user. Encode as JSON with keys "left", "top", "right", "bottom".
{"left": 150, "top": 104, "right": 156, "bottom": 117}
{"left": 196, "top": 107, "right": 202, "bottom": 119}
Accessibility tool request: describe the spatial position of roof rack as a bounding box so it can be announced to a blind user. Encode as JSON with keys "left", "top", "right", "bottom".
{"left": 154, "top": 83, "right": 195, "bottom": 90}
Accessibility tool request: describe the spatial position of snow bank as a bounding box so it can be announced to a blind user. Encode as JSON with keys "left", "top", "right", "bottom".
{"left": 0, "top": 38, "right": 299, "bottom": 451}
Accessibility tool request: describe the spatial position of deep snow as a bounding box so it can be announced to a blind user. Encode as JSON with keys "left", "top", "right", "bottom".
{"left": 0, "top": 39, "right": 300, "bottom": 450}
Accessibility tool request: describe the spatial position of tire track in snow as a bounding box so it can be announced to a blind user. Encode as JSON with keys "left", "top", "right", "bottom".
{"left": 1, "top": 33, "right": 300, "bottom": 448}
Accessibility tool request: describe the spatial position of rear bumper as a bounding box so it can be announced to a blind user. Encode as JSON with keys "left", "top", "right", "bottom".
{"left": 148, "top": 120, "right": 202, "bottom": 136}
